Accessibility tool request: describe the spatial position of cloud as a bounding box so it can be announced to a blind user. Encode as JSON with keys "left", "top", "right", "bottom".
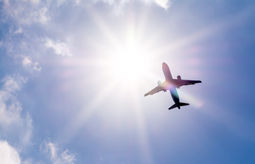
{"left": 45, "top": 38, "right": 72, "bottom": 57}
{"left": 22, "top": 56, "right": 42, "bottom": 72}
{"left": 0, "top": 75, "right": 25, "bottom": 127}
{"left": 43, "top": 142, "right": 76, "bottom": 164}
{"left": 23, "top": 0, "right": 40, "bottom": 5}
{"left": 94, "top": 0, "right": 129, "bottom": 6}
{"left": 33, "top": 7, "right": 49, "bottom": 24}
{"left": 0, "top": 75, "right": 33, "bottom": 145}
{"left": 0, "top": 140, "right": 21, "bottom": 164}
{"left": 20, "top": 114, "right": 33, "bottom": 146}
{"left": 14, "top": 27, "right": 23, "bottom": 34}
{"left": 154, "top": 0, "right": 170, "bottom": 9}
{"left": 3, "top": 1, "right": 50, "bottom": 25}
{"left": 93, "top": 0, "right": 171, "bottom": 9}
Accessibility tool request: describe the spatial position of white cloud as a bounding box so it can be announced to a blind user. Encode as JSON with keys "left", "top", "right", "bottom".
{"left": 154, "top": 0, "right": 170, "bottom": 9}
{"left": 0, "top": 140, "right": 21, "bottom": 164}
{"left": 95, "top": 0, "right": 129, "bottom": 5}
{"left": 94, "top": 0, "right": 171, "bottom": 9}
{"left": 44, "top": 142, "right": 76, "bottom": 164}
{"left": 45, "top": 39, "right": 72, "bottom": 57}
{"left": 34, "top": 7, "right": 49, "bottom": 24}
{"left": 0, "top": 76, "right": 33, "bottom": 146}
{"left": 20, "top": 114, "right": 33, "bottom": 145}
{"left": 22, "top": 56, "right": 42, "bottom": 72}
{"left": 74, "top": 0, "right": 81, "bottom": 5}
{"left": 22, "top": 57, "right": 32, "bottom": 66}
{"left": 2, "top": 75, "right": 25, "bottom": 93}
{"left": 3, "top": 1, "right": 50, "bottom": 25}
{"left": 0, "top": 76, "right": 24, "bottom": 127}
{"left": 46, "top": 142, "right": 57, "bottom": 160}
{"left": 92, "top": 0, "right": 132, "bottom": 15}
{"left": 14, "top": 27, "right": 23, "bottom": 34}
{"left": 23, "top": 0, "right": 40, "bottom": 5}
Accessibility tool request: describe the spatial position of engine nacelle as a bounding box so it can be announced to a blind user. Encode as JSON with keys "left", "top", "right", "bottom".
{"left": 177, "top": 75, "right": 181, "bottom": 80}
{"left": 158, "top": 81, "right": 161, "bottom": 86}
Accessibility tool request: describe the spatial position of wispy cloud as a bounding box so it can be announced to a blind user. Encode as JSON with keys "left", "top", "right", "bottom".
{"left": 3, "top": 1, "right": 50, "bottom": 25}
{"left": 14, "top": 27, "right": 23, "bottom": 34}
{"left": 154, "top": 0, "right": 170, "bottom": 9}
{"left": 0, "top": 140, "right": 21, "bottom": 164}
{"left": 24, "top": 0, "right": 40, "bottom": 5}
{"left": 94, "top": 0, "right": 171, "bottom": 10}
{"left": 0, "top": 75, "right": 25, "bottom": 126}
{"left": 0, "top": 75, "right": 33, "bottom": 146}
{"left": 45, "top": 38, "right": 72, "bottom": 57}
{"left": 22, "top": 56, "right": 42, "bottom": 72}
{"left": 43, "top": 142, "right": 76, "bottom": 164}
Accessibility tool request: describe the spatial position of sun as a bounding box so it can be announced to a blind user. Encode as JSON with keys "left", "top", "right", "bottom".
{"left": 103, "top": 30, "right": 155, "bottom": 88}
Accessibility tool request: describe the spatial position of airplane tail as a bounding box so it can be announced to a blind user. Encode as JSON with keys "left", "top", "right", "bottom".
{"left": 168, "top": 102, "right": 189, "bottom": 110}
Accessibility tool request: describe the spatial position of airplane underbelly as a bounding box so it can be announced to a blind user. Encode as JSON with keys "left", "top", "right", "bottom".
{"left": 163, "top": 82, "right": 174, "bottom": 90}
{"left": 170, "top": 88, "right": 179, "bottom": 103}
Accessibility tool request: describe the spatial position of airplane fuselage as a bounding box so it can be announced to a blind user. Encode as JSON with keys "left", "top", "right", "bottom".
{"left": 159, "top": 80, "right": 180, "bottom": 106}
{"left": 159, "top": 80, "right": 176, "bottom": 90}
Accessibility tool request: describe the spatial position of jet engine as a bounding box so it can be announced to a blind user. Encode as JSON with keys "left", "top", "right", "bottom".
{"left": 158, "top": 81, "right": 161, "bottom": 86}
{"left": 177, "top": 75, "right": 181, "bottom": 80}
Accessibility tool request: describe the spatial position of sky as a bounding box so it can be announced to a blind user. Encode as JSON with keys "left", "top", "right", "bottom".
{"left": 0, "top": 0, "right": 255, "bottom": 163}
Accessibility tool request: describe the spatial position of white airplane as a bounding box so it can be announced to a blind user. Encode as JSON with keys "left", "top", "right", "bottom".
{"left": 144, "top": 62, "right": 202, "bottom": 110}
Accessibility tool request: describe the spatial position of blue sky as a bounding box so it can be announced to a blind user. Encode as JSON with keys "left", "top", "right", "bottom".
{"left": 0, "top": 0, "right": 255, "bottom": 163}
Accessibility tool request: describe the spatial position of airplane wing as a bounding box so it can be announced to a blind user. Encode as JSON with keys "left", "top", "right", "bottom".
{"left": 174, "top": 79, "right": 202, "bottom": 87}
{"left": 144, "top": 86, "right": 164, "bottom": 96}
{"left": 162, "top": 62, "right": 172, "bottom": 81}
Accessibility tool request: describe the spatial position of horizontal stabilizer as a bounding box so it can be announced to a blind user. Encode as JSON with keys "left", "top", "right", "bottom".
{"left": 168, "top": 102, "right": 189, "bottom": 110}
{"left": 179, "top": 102, "right": 189, "bottom": 106}
{"left": 168, "top": 104, "right": 178, "bottom": 110}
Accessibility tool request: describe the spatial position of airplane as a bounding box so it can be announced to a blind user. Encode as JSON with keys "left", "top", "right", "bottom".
{"left": 144, "top": 62, "right": 202, "bottom": 110}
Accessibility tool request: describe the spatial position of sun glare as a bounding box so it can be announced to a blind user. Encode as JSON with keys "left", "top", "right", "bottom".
{"left": 104, "top": 30, "right": 155, "bottom": 87}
